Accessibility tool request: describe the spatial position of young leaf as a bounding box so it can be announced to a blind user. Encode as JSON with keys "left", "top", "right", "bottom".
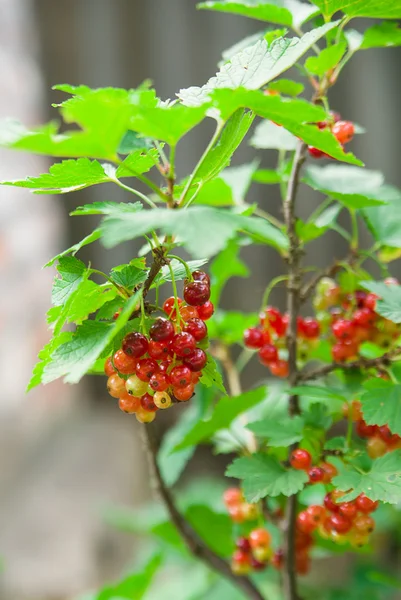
{"left": 51, "top": 257, "right": 88, "bottom": 306}
{"left": 27, "top": 332, "right": 73, "bottom": 391}
{"left": 226, "top": 453, "right": 308, "bottom": 502}
{"left": 268, "top": 79, "right": 305, "bottom": 96}
{"left": 361, "top": 380, "right": 401, "bottom": 436}
{"left": 110, "top": 261, "right": 148, "bottom": 290}
{"left": 361, "top": 280, "right": 401, "bottom": 323}
{"left": 44, "top": 229, "right": 102, "bottom": 267}
{"left": 72, "top": 200, "right": 143, "bottom": 216}
{"left": 361, "top": 21, "right": 401, "bottom": 50}
{"left": 199, "top": 354, "right": 226, "bottom": 393}
{"left": 305, "top": 42, "right": 346, "bottom": 76}
{"left": 333, "top": 451, "right": 401, "bottom": 504}
{"left": 178, "top": 23, "right": 339, "bottom": 105}
{"left": 313, "top": 0, "right": 401, "bottom": 19}
{"left": 247, "top": 415, "right": 304, "bottom": 446}
{"left": 173, "top": 386, "right": 267, "bottom": 451}
{"left": 250, "top": 119, "right": 297, "bottom": 150}
{"left": 289, "top": 386, "right": 346, "bottom": 402}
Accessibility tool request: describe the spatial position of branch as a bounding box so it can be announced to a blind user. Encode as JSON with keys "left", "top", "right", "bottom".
{"left": 142, "top": 424, "right": 265, "bottom": 600}
{"left": 300, "top": 261, "right": 342, "bottom": 304}
{"left": 299, "top": 348, "right": 401, "bottom": 382}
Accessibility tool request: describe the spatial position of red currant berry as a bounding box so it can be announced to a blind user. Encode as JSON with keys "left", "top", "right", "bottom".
{"left": 224, "top": 488, "right": 243, "bottom": 507}
{"left": 236, "top": 537, "right": 251, "bottom": 553}
{"left": 150, "top": 317, "right": 174, "bottom": 342}
{"left": 269, "top": 359, "right": 289, "bottom": 378}
{"left": 192, "top": 270, "right": 210, "bottom": 285}
{"left": 170, "top": 332, "right": 197, "bottom": 357}
{"left": 163, "top": 296, "right": 183, "bottom": 318}
{"left": 262, "top": 307, "right": 286, "bottom": 336}
{"left": 295, "top": 531, "right": 313, "bottom": 550}
{"left": 140, "top": 393, "right": 158, "bottom": 412}
{"left": 338, "top": 502, "right": 357, "bottom": 520}
{"left": 332, "top": 319, "right": 355, "bottom": 340}
{"left": 320, "top": 461, "right": 338, "bottom": 483}
{"left": 170, "top": 365, "right": 192, "bottom": 388}
{"left": 295, "top": 552, "right": 310, "bottom": 575}
{"left": 184, "top": 318, "right": 207, "bottom": 341}
{"left": 173, "top": 383, "right": 195, "bottom": 401}
{"left": 104, "top": 357, "right": 116, "bottom": 376}
{"left": 290, "top": 449, "right": 312, "bottom": 470}
{"left": 122, "top": 332, "right": 149, "bottom": 358}
{"left": 148, "top": 340, "right": 169, "bottom": 360}
{"left": 184, "top": 281, "right": 210, "bottom": 306}
{"left": 197, "top": 300, "right": 214, "bottom": 320}
{"left": 308, "top": 145, "right": 325, "bottom": 158}
{"left": 378, "top": 425, "right": 399, "bottom": 445}
{"left": 113, "top": 349, "right": 138, "bottom": 375}
{"left": 324, "top": 492, "right": 340, "bottom": 513}
{"left": 367, "top": 436, "right": 388, "bottom": 458}
{"left": 258, "top": 343, "right": 279, "bottom": 365}
{"left": 356, "top": 420, "right": 377, "bottom": 438}
{"left": 233, "top": 549, "right": 250, "bottom": 565}
{"left": 183, "top": 348, "right": 207, "bottom": 372}
{"left": 153, "top": 391, "right": 172, "bottom": 409}
{"left": 244, "top": 327, "right": 264, "bottom": 349}
{"left": 365, "top": 293, "right": 377, "bottom": 310}
{"left": 158, "top": 359, "right": 173, "bottom": 372}
{"left": 250, "top": 557, "right": 267, "bottom": 571}
{"left": 272, "top": 549, "right": 284, "bottom": 570}
{"left": 353, "top": 514, "right": 375, "bottom": 534}
{"left": 300, "top": 317, "right": 320, "bottom": 339}
{"left": 332, "top": 340, "right": 358, "bottom": 362}
{"left": 180, "top": 305, "right": 199, "bottom": 322}
{"left": 308, "top": 466, "right": 325, "bottom": 483}
{"left": 249, "top": 528, "right": 271, "bottom": 548}
{"left": 356, "top": 493, "right": 379, "bottom": 513}
{"left": 107, "top": 374, "right": 126, "bottom": 398}
{"left": 332, "top": 120, "right": 355, "bottom": 144}
{"left": 119, "top": 395, "right": 141, "bottom": 414}
{"left": 327, "top": 513, "right": 352, "bottom": 534}
{"left": 135, "top": 358, "right": 158, "bottom": 382}
{"left": 353, "top": 308, "right": 375, "bottom": 327}
{"left": 306, "top": 505, "right": 326, "bottom": 525}
{"left": 297, "top": 511, "right": 317, "bottom": 534}
{"left": 149, "top": 371, "right": 170, "bottom": 392}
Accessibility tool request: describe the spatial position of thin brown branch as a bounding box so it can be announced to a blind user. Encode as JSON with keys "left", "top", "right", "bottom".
{"left": 300, "top": 261, "right": 342, "bottom": 304}
{"left": 142, "top": 424, "right": 265, "bottom": 600}
{"left": 299, "top": 348, "right": 401, "bottom": 382}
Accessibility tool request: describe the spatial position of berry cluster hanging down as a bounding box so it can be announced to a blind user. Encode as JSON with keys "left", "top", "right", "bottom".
{"left": 104, "top": 270, "right": 214, "bottom": 423}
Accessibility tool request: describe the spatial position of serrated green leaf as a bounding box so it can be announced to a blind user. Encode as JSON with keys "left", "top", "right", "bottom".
{"left": 210, "top": 239, "right": 249, "bottom": 303}
{"left": 248, "top": 415, "right": 304, "bottom": 446}
{"left": 95, "top": 296, "right": 127, "bottom": 321}
{"left": 115, "top": 148, "right": 160, "bottom": 178}
{"left": 59, "top": 280, "right": 118, "bottom": 328}
{"left": 304, "top": 165, "right": 387, "bottom": 209}
{"left": 250, "top": 119, "right": 297, "bottom": 150}
{"left": 324, "top": 436, "right": 347, "bottom": 451}
{"left": 304, "top": 403, "right": 332, "bottom": 429}
{"left": 100, "top": 205, "right": 288, "bottom": 259}
{"left": 72, "top": 200, "right": 143, "bottom": 216}
{"left": 174, "top": 386, "right": 267, "bottom": 451}
{"left": 361, "top": 380, "right": 401, "bottom": 436}
{"left": 361, "top": 21, "right": 401, "bottom": 49}
{"left": 268, "top": 78, "right": 305, "bottom": 96}
{"left": 362, "top": 185, "right": 401, "bottom": 247}
{"left": 361, "top": 280, "right": 401, "bottom": 323}
{"left": 305, "top": 42, "right": 346, "bottom": 76}
{"left": 51, "top": 257, "right": 87, "bottom": 306}
{"left": 313, "top": 0, "right": 401, "bottom": 19}
{"left": 198, "top": 1, "right": 319, "bottom": 29}
{"left": 199, "top": 354, "right": 227, "bottom": 393}
{"left": 44, "top": 229, "right": 102, "bottom": 268}
{"left": 117, "top": 130, "right": 154, "bottom": 154}
{"left": 27, "top": 332, "right": 73, "bottom": 391}
{"left": 253, "top": 169, "right": 283, "bottom": 184}
{"left": 297, "top": 204, "right": 342, "bottom": 243}
{"left": 110, "top": 261, "right": 148, "bottom": 290}
{"left": 226, "top": 453, "right": 308, "bottom": 502}
{"left": 333, "top": 451, "right": 401, "bottom": 504}
{"left": 178, "top": 23, "right": 339, "bottom": 105}
{"left": 42, "top": 291, "right": 141, "bottom": 384}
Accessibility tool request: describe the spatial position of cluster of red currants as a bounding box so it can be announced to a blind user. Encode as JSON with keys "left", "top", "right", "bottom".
{"left": 344, "top": 400, "right": 401, "bottom": 458}
{"left": 308, "top": 112, "right": 355, "bottom": 159}
{"left": 290, "top": 448, "right": 338, "bottom": 485}
{"left": 244, "top": 306, "right": 320, "bottom": 378}
{"left": 104, "top": 270, "right": 214, "bottom": 422}
{"left": 314, "top": 278, "right": 401, "bottom": 363}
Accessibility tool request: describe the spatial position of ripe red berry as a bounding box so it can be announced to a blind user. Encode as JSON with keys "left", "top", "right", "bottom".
{"left": 300, "top": 317, "right": 320, "bottom": 339}
{"left": 338, "top": 501, "right": 357, "bottom": 520}
{"left": 250, "top": 557, "right": 267, "bottom": 571}
{"left": 184, "top": 281, "right": 210, "bottom": 306}
{"left": 295, "top": 552, "right": 310, "bottom": 575}
{"left": 249, "top": 528, "right": 271, "bottom": 548}
{"left": 332, "top": 340, "right": 359, "bottom": 362}
{"left": 365, "top": 293, "right": 377, "bottom": 310}
{"left": 140, "top": 393, "right": 158, "bottom": 412}
{"left": 297, "top": 511, "right": 317, "bottom": 534}
{"left": 272, "top": 549, "right": 284, "bottom": 570}
{"left": 327, "top": 513, "right": 352, "bottom": 534}
{"left": 104, "top": 357, "right": 116, "bottom": 376}
{"left": 163, "top": 296, "right": 183, "bottom": 318}
{"left": 324, "top": 492, "right": 340, "bottom": 513}
{"left": 269, "top": 359, "right": 289, "bottom": 378}
{"left": 122, "top": 332, "right": 149, "bottom": 358}
{"left": 113, "top": 349, "right": 138, "bottom": 375}
{"left": 308, "top": 145, "right": 325, "bottom": 158}
{"left": 258, "top": 343, "right": 279, "bottom": 365}
{"left": 192, "top": 270, "right": 210, "bottom": 285}
{"left": 135, "top": 358, "right": 158, "bottom": 382}
{"left": 354, "top": 514, "right": 375, "bottom": 534}
{"left": 378, "top": 425, "right": 399, "bottom": 444}
{"left": 148, "top": 340, "right": 170, "bottom": 360}
{"left": 233, "top": 549, "right": 250, "bottom": 565}
{"left": 306, "top": 505, "right": 326, "bottom": 525}
{"left": 180, "top": 305, "right": 200, "bottom": 321}
{"left": 149, "top": 371, "right": 170, "bottom": 392}
{"left": 149, "top": 317, "right": 175, "bottom": 342}
{"left": 170, "top": 332, "right": 197, "bottom": 357}
{"left": 356, "top": 420, "right": 377, "bottom": 438}
{"left": 290, "top": 449, "right": 312, "bottom": 470}
{"left": 223, "top": 488, "right": 243, "bottom": 507}
{"left": 173, "top": 383, "right": 195, "bottom": 401}
{"left": 353, "top": 308, "right": 375, "bottom": 327}
{"left": 197, "top": 300, "right": 214, "bottom": 320}
{"left": 236, "top": 537, "right": 251, "bottom": 553}
{"left": 332, "top": 120, "right": 355, "bottom": 144}
{"left": 183, "top": 348, "right": 207, "bottom": 371}
{"left": 356, "top": 494, "right": 378, "bottom": 513}
{"left": 308, "top": 466, "right": 325, "bottom": 483}
{"left": 244, "top": 327, "right": 264, "bottom": 349}
{"left": 320, "top": 461, "right": 338, "bottom": 483}
{"left": 184, "top": 318, "right": 207, "bottom": 341}
{"left": 332, "top": 319, "right": 355, "bottom": 339}
{"left": 170, "top": 365, "right": 192, "bottom": 388}
{"left": 107, "top": 374, "right": 127, "bottom": 398}
{"left": 295, "top": 531, "right": 313, "bottom": 550}
{"left": 119, "top": 395, "right": 141, "bottom": 414}
{"left": 262, "top": 307, "right": 286, "bottom": 336}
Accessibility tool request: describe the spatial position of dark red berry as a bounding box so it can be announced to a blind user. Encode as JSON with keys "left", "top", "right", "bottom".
{"left": 183, "top": 348, "right": 207, "bottom": 371}
{"left": 324, "top": 492, "right": 340, "bottom": 513}
{"left": 244, "top": 327, "right": 264, "bottom": 349}
{"left": 236, "top": 537, "right": 251, "bottom": 553}
{"left": 150, "top": 317, "right": 175, "bottom": 342}
{"left": 308, "top": 466, "right": 325, "bottom": 483}
{"left": 353, "top": 308, "right": 375, "bottom": 326}
{"left": 365, "top": 293, "right": 377, "bottom": 310}
{"left": 297, "top": 511, "right": 317, "bottom": 534}
{"left": 308, "top": 146, "right": 325, "bottom": 158}
{"left": 290, "top": 449, "right": 312, "bottom": 470}
{"left": 184, "top": 318, "right": 207, "bottom": 341}
{"left": 272, "top": 549, "right": 284, "bottom": 570}
{"left": 197, "top": 301, "right": 214, "bottom": 320}
{"left": 170, "top": 332, "right": 197, "bottom": 357}
{"left": 338, "top": 502, "right": 357, "bottom": 520}
{"left": 332, "top": 319, "right": 355, "bottom": 339}
{"left": 356, "top": 420, "right": 377, "bottom": 438}
{"left": 258, "top": 343, "right": 278, "bottom": 365}
{"left": 192, "top": 270, "right": 210, "bottom": 286}
{"left": 122, "top": 332, "right": 149, "bottom": 358}
{"left": 140, "top": 393, "right": 158, "bottom": 412}
{"left": 250, "top": 557, "right": 267, "bottom": 571}
{"left": 184, "top": 281, "right": 210, "bottom": 306}
{"left": 135, "top": 358, "right": 159, "bottom": 382}
{"left": 169, "top": 365, "right": 192, "bottom": 388}
{"left": 300, "top": 317, "right": 320, "bottom": 339}
{"left": 148, "top": 340, "right": 169, "bottom": 360}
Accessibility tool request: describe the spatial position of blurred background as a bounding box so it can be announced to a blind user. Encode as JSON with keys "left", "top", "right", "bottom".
{"left": 0, "top": 1, "right": 400, "bottom": 599}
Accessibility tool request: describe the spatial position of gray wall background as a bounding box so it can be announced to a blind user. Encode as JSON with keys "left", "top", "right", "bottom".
{"left": 0, "top": 1, "right": 400, "bottom": 599}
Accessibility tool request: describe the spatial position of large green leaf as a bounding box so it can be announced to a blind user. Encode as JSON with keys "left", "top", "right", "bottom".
{"left": 361, "top": 380, "right": 401, "bottom": 437}
{"left": 333, "top": 450, "right": 401, "bottom": 504}
{"left": 51, "top": 257, "right": 87, "bottom": 306}
{"left": 248, "top": 415, "right": 304, "bottom": 446}
{"left": 178, "top": 23, "right": 339, "bottom": 105}
{"left": 314, "top": 0, "right": 401, "bottom": 19}
{"left": 94, "top": 553, "right": 162, "bottom": 600}
{"left": 361, "top": 280, "right": 401, "bottom": 323}
{"left": 186, "top": 505, "right": 233, "bottom": 557}
{"left": 361, "top": 21, "right": 401, "bottom": 49}
{"left": 198, "top": 0, "right": 319, "bottom": 28}
{"left": 210, "top": 238, "right": 249, "bottom": 303}
{"left": 173, "top": 386, "right": 267, "bottom": 450}
{"left": 363, "top": 185, "right": 401, "bottom": 247}
{"left": 100, "top": 205, "right": 288, "bottom": 258}
{"left": 305, "top": 41, "right": 346, "bottom": 76}
{"left": 226, "top": 453, "right": 308, "bottom": 502}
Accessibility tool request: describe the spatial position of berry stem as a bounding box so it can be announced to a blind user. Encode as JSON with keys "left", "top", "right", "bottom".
{"left": 168, "top": 254, "right": 193, "bottom": 281}
{"left": 260, "top": 275, "right": 289, "bottom": 313}
{"left": 142, "top": 423, "right": 265, "bottom": 600}
{"left": 167, "top": 261, "right": 183, "bottom": 329}
{"left": 350, "top": 209, "right": 359, "bottom": 250}
{"left": 112, "top": 177, "right": 159, "bottom": 209}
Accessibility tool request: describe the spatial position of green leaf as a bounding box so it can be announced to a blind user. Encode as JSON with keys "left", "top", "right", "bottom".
{"left": 304, "top": 165, "right": 387, "bottom": 209}
{"left": 156, "top": 259, "right": 208, "bottom": 285}
{"left": 27, "top": 332, "right": 73, "bottom": 391}
{"left": 305, "top": 42, "right": 346, "bottom": 76}
{"left": 248, "top": 415, "right": 304, "bottom": 446}
{"left": 361, "top": 280, "right": 401, "bottom": 323}
{"left": 362, "top": 185, "right": 401, "bottom": 247}
{"left": 110, "top": 261, "right": 148, "bottom": 290}
{"left": 207, "top": 310, "right": 258, "bottom": 345}
{"left": 94, "top": 553, "right": 162, "bottom": 600}
{"left": 210, "top": 239, "right": 249, "bottom": 303}
{"left": 361, "top": 21, "right": 401, "bottom": 50}
{"left": 115, "top": 148, "right": 160, "bottom": 178}
{"left": 253, "top": 169, "right": 282, "bottom": 184}
{"left": 289, "top": 385, "right": 346, "bottom": 402}
{"left": 51, "top": 257, "right": 87, "bottom": 306}
{"left": 199, "top": 354, "right": 227, "bottom": 393}
{"left": 58, "top": 280, "right": 118, "bottom": 327}
{"left": 198, "top": 1, "right": 319, "bottom": 28}
{"left": 313, "top": 0, "right": 401, "bottom": 19}
{"left": 226, "top": 453, "right": 308, "bottom": 502}
{"left": 42, "top": 291, "right": 141, "bottom": 384}
{"left": 361, "top": 380, "right": 401, "bottom": 436}
{"left": 268, "top": 78, "right": 305, "bottom": 96}
{"left": 250, "top": 119, "right": 297, "bottom": 150}
{"left": 178, "top": 23, "right": 339, "bottom": 104}
{"left": 333, "top": 451, "right": 401, "bottom": 504}
{"left": 44, "top": 229, "right": 102, "bottom": 268}
{"left": 297, "top": 204, "right": 342, "bottom": 243}
{"left": 186, "top": 505, "right": 233, "bottom": 557}
{"left": 304, "top": 402, "right": 333, "bottom": 429}
{"left": 174, "top": 386, "right": 267, "bottom": 451}
{"left": 118, "top": 130, "right": 154, "bottom": 154}
{"left": 72, "top": 200, "right": 143, "bottom": 216}
{"left": 325, "top": 436, "right": 347, "bottom": 451}
{"left": 100, "top": 205, "right": 288, "bottom": 259}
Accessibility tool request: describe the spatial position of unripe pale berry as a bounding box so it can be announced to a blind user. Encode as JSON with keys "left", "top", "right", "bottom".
{"left": 107, "top": 374, "right": 127, "bottom": 398}
{"left": 125, "top": 375, "right": 149, "bottom": 397}
{"left": 153, "top": 391, "right": 172, "bottom": 409}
